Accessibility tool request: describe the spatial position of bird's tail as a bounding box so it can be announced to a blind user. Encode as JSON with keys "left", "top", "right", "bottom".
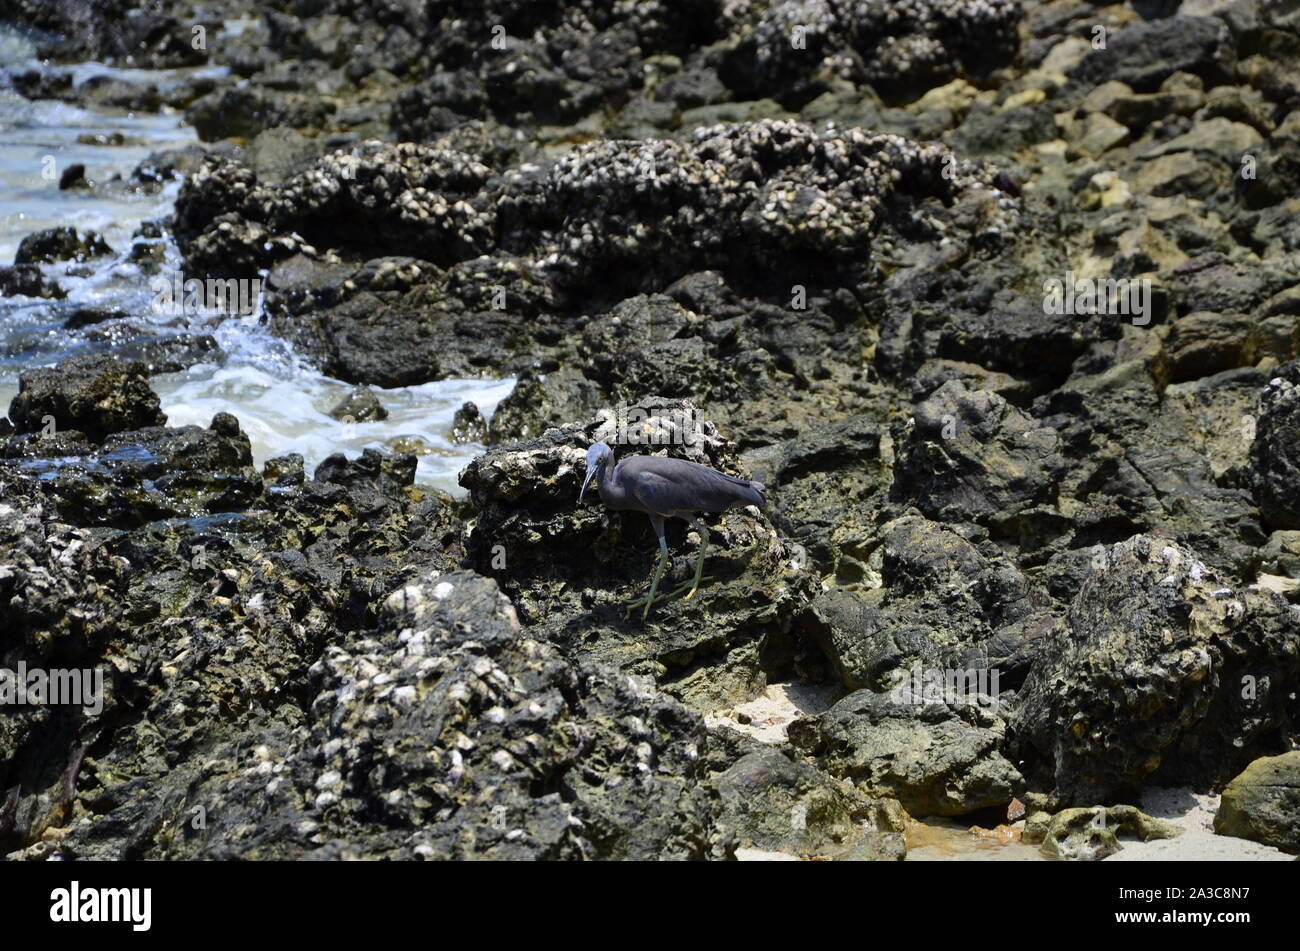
{"left": 740, "top": 479, "right": 766, "bottom": 509}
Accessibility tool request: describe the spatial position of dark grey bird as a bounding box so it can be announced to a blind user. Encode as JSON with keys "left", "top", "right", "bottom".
{"left": 579, "top": 441, "right": 766, "bottom": 620}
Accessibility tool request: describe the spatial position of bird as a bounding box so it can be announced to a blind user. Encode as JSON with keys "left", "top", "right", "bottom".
{"left": 579, "top": 441, "right": 766, "bottom": 620}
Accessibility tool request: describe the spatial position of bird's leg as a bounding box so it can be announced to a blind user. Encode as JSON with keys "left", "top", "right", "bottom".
{"left": 626, "top": 517, "right": 670, "bottom": 620}
{"left": 662, "top": 518, "right": 712, "bottom": 602}
{"left": 681, "top": 518, "right": 710, "bottom": 601}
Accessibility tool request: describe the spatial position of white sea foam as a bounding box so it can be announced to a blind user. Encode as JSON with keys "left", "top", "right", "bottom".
{"left": 0, "top": 35, "right": 515, "bottom": 495}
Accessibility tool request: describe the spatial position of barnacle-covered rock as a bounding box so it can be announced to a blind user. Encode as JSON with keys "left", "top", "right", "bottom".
{"left": 1009, "top": 535, "right": 1300, "bottom": 804}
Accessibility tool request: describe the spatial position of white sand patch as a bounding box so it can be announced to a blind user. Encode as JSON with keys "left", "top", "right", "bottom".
{"left": 1104, "top": 787, "right": 1292, "bottom": 861}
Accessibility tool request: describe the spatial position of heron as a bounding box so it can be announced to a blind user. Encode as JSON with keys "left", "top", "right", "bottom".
{"left": 579, "top": 441, "right": 766, "bottom": 620}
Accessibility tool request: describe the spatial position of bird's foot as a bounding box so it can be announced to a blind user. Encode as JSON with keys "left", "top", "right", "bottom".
{"left": 625, "top": 576, "right": 715, "bottom": 621}
{"left": 655, "top": 576, "right": 715, "bottom": 605}
{"left": 625, "top": 590, "right": 675, "bottom": 620}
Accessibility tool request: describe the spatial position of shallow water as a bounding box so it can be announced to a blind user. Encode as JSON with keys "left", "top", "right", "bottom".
{"left": 0, "top": 25, "right": 513, "bottom": 494}
{"left": 904, "top": 818, "right": 1046, "bottom": 861}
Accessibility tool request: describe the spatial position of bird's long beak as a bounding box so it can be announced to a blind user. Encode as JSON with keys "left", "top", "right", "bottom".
{"left": 579, "top": 465, "right": 596, "bottom": 502}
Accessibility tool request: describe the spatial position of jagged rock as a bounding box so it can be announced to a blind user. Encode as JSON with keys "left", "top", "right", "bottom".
{"left": 1067, "top": 16, "right": 1236, "bottom": 94}
{"left": 7, "top": 354, "right": 166, "bottom": 442}
{"left": 1252, "top": 361, "right": 1300, "bottom": 530}
{"left": 328, "top": 385, "right": 388, "bottom": 423}
{"left": 891, "top": 380, "right": 1064, "bottom": 534}
{"left": 789, "top": 687, "right": 1023, "bottom": 817}
{"left": 13, "top": 227, "right": 113, "bottom": 265}
{"left": 0, "top": 264, "right": 65, "bottom": 300}
{"left": 799, "top": 515, "right": 1058, "bottom": 690}
{"left": 450, "top": 402, "right": 487, "bottom": 444}
{"left": 1010, "top": 535, "right": 1300, "bottom": 804}
{"left": 711, "top": 746, "right": 905, "bottom": 860}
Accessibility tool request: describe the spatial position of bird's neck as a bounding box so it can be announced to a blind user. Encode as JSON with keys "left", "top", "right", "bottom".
{"left": 597, "top": 461, "right": 626, "bottom": 508}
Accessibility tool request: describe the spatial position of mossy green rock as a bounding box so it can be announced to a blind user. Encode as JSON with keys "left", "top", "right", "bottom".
{"left": 1214, "top": 752, "right": 1300, "bottom": 854}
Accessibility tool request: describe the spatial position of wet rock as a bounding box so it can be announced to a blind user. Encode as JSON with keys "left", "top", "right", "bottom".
{"left": 8, "top": 354, "right": 166, "bottom": 442}
{"left": 1214, "top": 752, "right": 1300, "bottom": 854}
{"left": 2, "top": 0, "right": 209, "bottom": 67}
{"left": 99, "top": 331, "right": 221, "bottom": 374}
{"left": 57, "top": 163, "right": 87, "bottom": 190}
{"left": 314, "top": 448, "right": 415, "bottom": 495}
{"left": 789, "top": 687, "right": 1023, "bottom": 818}
{"left": 328, "top": 385, "right": 388, "bottom": 423}
{"left": 262, "top": 453, "right": 305, "bottom": 488}
{"left": 6, "top": 416, "right": 262, "bottom": 527}
{"left": 13, "top": 227, "right": 113, "bottom": 265}
{"left": 62, "top": 306, "right": 128, "bottom": 330}
{"left": 0, "top": 264, "right": 65, "bottom": 300}
{"left": 450, "top": 402, "right": 487, "bottom": 444}
{"left": 1010, "top": 535, "right": 1300, "bottom": 804}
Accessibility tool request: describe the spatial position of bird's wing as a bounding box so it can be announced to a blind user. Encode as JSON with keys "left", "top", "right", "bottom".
{"left": 626, "top": 468, "right": 690, "bottom": 517}
{"left": 624, "top": 459, "right": 764, "bottom": 515}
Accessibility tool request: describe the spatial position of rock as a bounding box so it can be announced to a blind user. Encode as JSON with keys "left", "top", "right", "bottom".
{"left": 1067, "top": 16, "right": 1236, "bottom": 94}
{"left": 459, "top": 406, "right": 812, "bottom": 709}
{"left": 1132, "top": 151, "right": 1223, "bottom": 198}
{"left": 314, "top": 448, "right": 415, "bottom": 494}
{"left": 890, "top": 380, "right": 1065, "bottom": 535}
{"left": 328, "top": 385, "right": 388, "bottom": 422}
{"left": 789, "top": 688, "right": 1023, "bottom": 817}
{"left": 711, "top": 746, "right": 905, "bottom": 860}
{"left": 13, "top": 227, "right": 113, "bottom": 265}
{"left": 247, "top": 127, "right": 323, "bottom": 186}
{"left": 262, "top": 453, "right": 305, "bottom": 488}
{"left": 7, "top": 354, "right": 166, "bottom": 442}
{"left": 1214, "top": 752, "right": 1300, "bottom": 853}
{"left": 1024, "top": 805, "right": 1181, "bottom": 861}
{"left": 1010, "top": 535, "right": 1300, "bottom": 804}
{"left": 450, "top": 402, "right": 487, "bottom": 444}
{"left": 57, "top": 163, "right": 87, "bottom": 190}
{"left": 799, "top": 515, "right": 1057, "bottom": 690}
{"left": 6, "top": 415, "right": 261, "bottom": 526}
{"left": 1260, "top": 531, "right": 1300, "bottom": 580}
{"left": 487, "top": 368, "right": 604, "bottom": 444}
{"left": 720, "top": 0, "right": 1023, "bottom": 104}
{"left": 1077, "top": 112, "right": 1129, "bottom": 156}
{"left": 0, "top": 264, "right": 65, "bottom": 299}
{"left": 1167, "top": 311, "right": 1258, "bottom": 381}
{"left": 740, "top": 414, "right": 889, "bottom": 580}
{"left": 1252, "top": 361, "right": 1300, "bottom": 530}
{"left": 118, "top": 569, "right": 734, "bottom": 859}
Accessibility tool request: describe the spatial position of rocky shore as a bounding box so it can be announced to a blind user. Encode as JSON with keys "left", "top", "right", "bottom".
{"left": 1, "top": 0, "right": 1298, "bottom": 860}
